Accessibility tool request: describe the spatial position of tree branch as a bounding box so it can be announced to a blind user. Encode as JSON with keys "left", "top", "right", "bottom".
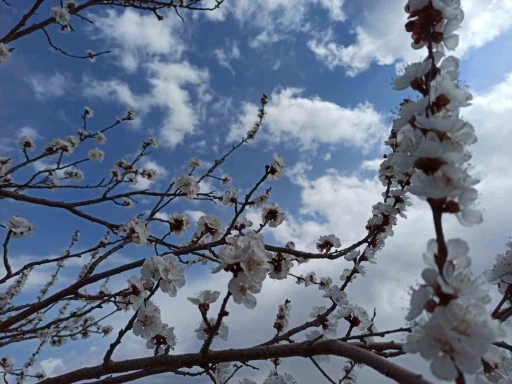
{"left": 39, "top": 340, "right": 431, "bottom": 384}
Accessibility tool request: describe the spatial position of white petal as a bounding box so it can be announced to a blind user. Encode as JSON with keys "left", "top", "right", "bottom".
{"left": 209, "top": 290, "right": 221, "bottom": 303}
{"left": 501, "top": 275, "right": 512, "bottom": 284}
{"left": 444, "top": 34, "right": 460, "bottom": 50}
{"left": 458, "top": 209, "right": 483, "bottom": 226}
{"left": 406, "top": 286, "right": 431, "bottom": 321}
{"left": 458, "top": 188, "right": 478, "bottom": 207}
{"left": 444, "top": 19, "right": 461, "bottom": 36}
{"left": 422, "top": 268, "right": 439, "bottom": 285}
{"left": 431, "top": 355, "right": 458, "bottom": 380}
{"left": 244, "top": 293, "right": 257, "bottom": 309}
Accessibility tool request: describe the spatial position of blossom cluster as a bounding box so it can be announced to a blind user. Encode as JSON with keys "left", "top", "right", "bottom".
{"left": 391, "top": 1, "right": 506, "bottom": 381}
{"left": 122, "top": 253, "right": 186, "bottom": 353}
{"left": 213, "top": 231, "right": 271, "bottom": 309}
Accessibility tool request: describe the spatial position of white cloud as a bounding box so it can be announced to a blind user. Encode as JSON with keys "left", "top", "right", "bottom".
{"left": 84, "top": 61, "right": 210, "bottom": 148}
{"left": 270, "top": 168, "right": 384, "bottom": 251}
{"left": 360, "top": 158, "right": 382, "bottom": 171}
{"left": 146, "top": 61, "right": 210, "bottom": 147}
{"left": 0, "top": 126, "right": 41, "bottom": 153}
{"left": 229, "top": 88, "right": 387, "bottom": 152}
{"left": 201, "top": 0, "right": 346, "bottom": 48}
{"left": 90, "top": 9, "right": 185, "bottom": 72}
{"left": 18, "top": 126, "right": 41, "bottom": 140}
{"left": 316, "top": 0, "right": 346, "bottom": 22}
{"left": 135, "top": 158, "right": 169, "bottom": 189}
{"left": 29, "top": 77, "right": 512, "bottom": 384}
{"left": 214, "top": 40, "right": 241, "bottom": 74}
{"left": 26, "top": 72, "right": 71, "bottom": 100}
{"left": 184, "top": 210, "right": 207, "bottom": 223}
{"left": 40, "top": 358, "right": 64, "bottom": 378}
{"left": 309, "top": 0, "right": 512, "bottom": 76}
{"left": 83, "top": 78, "right": 137, "bottom": 107}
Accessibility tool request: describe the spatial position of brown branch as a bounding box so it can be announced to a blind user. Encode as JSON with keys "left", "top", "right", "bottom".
{"left": 340, "top": 327, "right": 412, "bottom": 342}
{"left": 1, "top": 0, "right": 45, "bottom": 42}
{"left": 39, "top": 340, "right": 431, "bottom": 384}
{"left": 200, "top": 291, "right": 232, "bottom": 355}
{"left": 494, "top": 341, "right": 512, "bottom": 352}
{"left": 309, "top": 357, "right": 336, "bottom": 384}
{"left": 41, "top": 28, "right": 111, "bottom": 60}
{"left": 0, "top": 243, "right": 128, "bottom": 331}
{"left": 2, "top": 230, "right": 13, "bottom": 278}
{"left": 103, "top": 281, "right": 160, "bottom": 365}
{"left": 492, "top": 285, "right": 512, "bottom": 318}
{"left": 83, "top": 367, "right": 205, "bottom": 384}
{"left": 0, "top": 189, "right": 118, "bottom": 229}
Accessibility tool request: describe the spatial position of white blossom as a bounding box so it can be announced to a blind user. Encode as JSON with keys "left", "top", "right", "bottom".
{"left": 141, "top": 168, "right": 157, "bottom": 181}
{"left": 141, "top": 256, "right": 162, "bottom": 282}
{"left": 235, "top": 217, "right": 253, "bottom": 230}
{"left": 228, "top": 272, "right": 260, "bottom": 309}
{"left": 3, "top": 216, "right": 35, "bottom": 238}
{"left": 158, "top": 255, "right": 186, "bottom": 297}
{"left": 133, "top": 300, "right": 162, "bottom": 340}
{"left": 262, "top": 203, "right": 285, "bottom": 227}
{"left": 44, "top": 139, "right": 76, "bottom": 156}
{"left": 0, "top": 43, "right": 11, "bottom": 64}
{"left": 168, "top": 213, "right": 190, "bottom": 236}
{"left": 148, "top": 137, "right": 158, "bottom": 147}
{"left": 126, "top": 276, "right": 147, "bottom": 309}
{"left": 187, "top": 290, "right": 220, "bottom": 307}
{"left": 222, "top": 189, "right": 238, "bottom": 206}
{"left": 213, "top": 363, "right": 232, "bottom": 384}
{"left": 86, "top": 50, "right": 96, "bottom": 63}
{"left": 316, "top": 234, "right": 341, "bottom": 252}
{"left": 431, "top": 73, "right": 473, "bottom": 111}
{"left": 146, "top": 324, "right": 176, "bottom": 354}
{"left": 176, "top": 176, "right": 200, "bottom": 200}
{"left": 195, "top": 215, "right": 224, "bottom": 242}
{"left": 126, "top": 174, "right": 137, "bottom": 185}
{"left": 344, "top": 250, "right": 360, "bottom": 262}
{"left": 394, "top": 60, "right": 431, "bottom": 90}
{"left": 88, "top": 148, "right": 104, "bottom": 162}
{"left": 240, "top": 379, "right": 258, "bottom": 384}
{"left": 268, "top": 251, "right": 293, "bottom": 280}
{"left": 50, "top": 7, "right": 71, "bottom": 26}
{"left": 404, "top": 301, "right": 506, "bottom": 381}
{"left": 268, "top": 153, "right": 286, "bottom": 180}
{"left": 19, "top": 136, "right": 36, "bottom": 151}
{"left": 486, "top": 244, "right": 512, "bottom": 286}
{"left": 84, "top": 106, "right": 94, "bottom": 117}
{"left": 274, "top": 300, "right": 292, "bottom": 333}
{"left": 189, "top": 157, "right": 202, "bottom": 168}
{"left": 119, "top": 217, "right": 150, "bottom": 246}
{"left": 1, "top": 357, "right": 13, "bottom": 373}
{"left": 406, "top": 285, "right": 433, "bottom": 321}
{"left": 96, "top": 132, "right": 106, "bottom": 144}
{"left": 323, "top": 285, "right": 349, "bottom": 306}
{"left": 0, "top": 157, "right": 11, "bottom": 177}
{"left": 64, "top": 168, "right": 84, "bottom": 181}
{"left": 215, "top": 231, "right": 271, "bottom": 285}
{"left": 195, "top": 317, "right": 229, "bottom": 341}
{"left": 123, "top": 197, "right": 134, "bottom": 208}
{"left": 263, "top": 370, "right": 298, "bottom": 384}
{"left": 423, "top": 238, "right": 471, "bottom": 270}
{"left": 252, "top": 191, "right": 271, "bottom": 207}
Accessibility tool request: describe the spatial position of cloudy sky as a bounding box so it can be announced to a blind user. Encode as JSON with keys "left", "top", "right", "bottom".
{"left": 1, "top": 0, "right": 512, "bottom": 383}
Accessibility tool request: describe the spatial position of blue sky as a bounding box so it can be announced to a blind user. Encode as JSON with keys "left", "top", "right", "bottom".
{"left": 2, "top": 0, "right": 512, "bottom": 383}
